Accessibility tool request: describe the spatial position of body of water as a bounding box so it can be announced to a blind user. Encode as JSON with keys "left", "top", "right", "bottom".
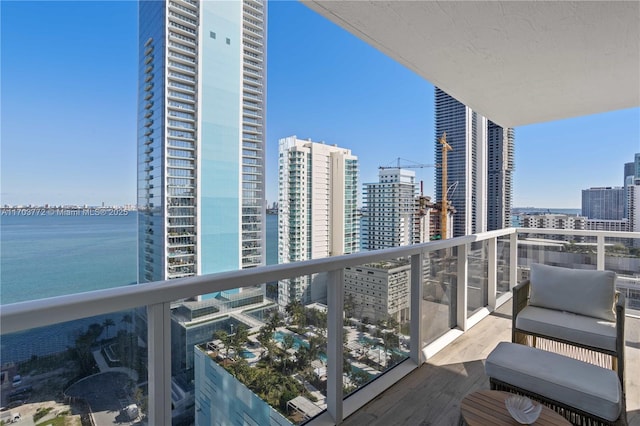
{"left": 1, "top": 213, "right": 138, "bottom": 304}
{"left": 0, "top": 213, "right": 278, "bottom": 363}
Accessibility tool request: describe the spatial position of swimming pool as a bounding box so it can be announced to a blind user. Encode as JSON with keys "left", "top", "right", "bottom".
{"left": 240, "top": 350, "right": 257, "bottom": 359}
{"left": 273, "top": 331, "right": 327, "bottom": 362}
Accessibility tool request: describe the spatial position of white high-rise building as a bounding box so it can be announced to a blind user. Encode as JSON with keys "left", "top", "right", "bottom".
{"left": 137, "top": 0, "right": 266, "bottom": 285}
{"left": 278, "top": 136, "right": 359, "bottom": 307}
{"left": 434, "top": 88, "right": 514, "bottom": 237}
{"left": 362, "top": 168, "right": 418, "bottom": 250}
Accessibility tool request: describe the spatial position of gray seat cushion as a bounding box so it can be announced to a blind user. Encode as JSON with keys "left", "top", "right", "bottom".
{"left": 486, "top": 342, "right": 622, "bottom": 422}
{"left": 515, "top": 305, "right": 617, "bottom": 352}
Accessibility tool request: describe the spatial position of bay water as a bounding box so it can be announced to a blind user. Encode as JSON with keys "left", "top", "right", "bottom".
{"left": 0, "top": 213, "right": 278, "bottom": 363}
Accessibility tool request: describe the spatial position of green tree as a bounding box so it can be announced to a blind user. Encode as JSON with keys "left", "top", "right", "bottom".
{"left": 231, "top": 325, "right": 249, "bottom": 360}
{"left": 87, "top": 323, "right": 104, "bottom": 340}
{"left": 267, "top": 311, "right": 282, "bottom": 333}
{"left": 214, "top": 330, "right": 231, "bottom": 358}
{"left": 344, "top": 293, "right": 356, "bottom": 318}
{"left": 386, "top": 316, "right": 399, "bottom": 332}
{"left": 103, "top": 318, "right": 116, "bottom": 339}
{"left": 281, "top": 334, "right": 295, "bottom": 373}
{"left": 72, "top": 324, "right": 103, "bottom": 375}
{"left": 257, "top": 325, "right": 279, "bottom": 367}
{"left": 286, "top": 301, "right": 305, "bottom": 328}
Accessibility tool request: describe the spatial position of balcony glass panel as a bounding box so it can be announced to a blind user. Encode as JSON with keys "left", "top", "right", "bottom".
{"left": 187, "top": 281, "right": 329, "bottom": 425}
{"left": 343, "top": 257, "right": 411, "bottom": 397}
{"left": 496, "top": 236, "right": 511, "bottom": 297}
{"left": 0, "top": 310, "right": 146, "bottom": 424}
{"left": 467, "top": 241, "right": 488, "bottom": 316}
{"left": 422, "top": 247, "right": 457, "bottom": 345}
{"left": 517, "top": 231, "right": 598, "bottom": 277}
{"left": 605, "top": 236, "right": 640, "bottom": 315}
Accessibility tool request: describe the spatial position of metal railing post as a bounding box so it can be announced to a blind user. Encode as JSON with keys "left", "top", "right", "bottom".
{"left": 510, "top": 231, "right": 518, "bottom": 289}
{"left": 327, "top": 269, "right": 344, "bottom": 423}
{"left": 410, "top": 252, "right": 424, "bottom": 364}
{"left": 597, "top": 234, "right": 606, "bottom": 270}
{"left": 457, "top": 244, "right": 468, "bottom": 331}
{"left": 488, "top": 237, "right": 497, "bottom": 309}
{"left": 148, "top": 302, "right": 171, "bottom": 425}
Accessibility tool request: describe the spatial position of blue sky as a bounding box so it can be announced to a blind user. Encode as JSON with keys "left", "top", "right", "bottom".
{"left": 2, "top": 1, "right": 639, "bottom": 209}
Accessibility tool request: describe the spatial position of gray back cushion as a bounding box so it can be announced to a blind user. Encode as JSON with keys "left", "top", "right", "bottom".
{"left": 529, "top": 264, "right": 616, "bottom": 321}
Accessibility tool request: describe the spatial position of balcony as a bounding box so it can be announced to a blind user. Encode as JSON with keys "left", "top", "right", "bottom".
{"left": 1, "top": 228, "right": 638, "bottom": 425}
{"left": 340, "top": 299, "right": 640, "bottom": 426}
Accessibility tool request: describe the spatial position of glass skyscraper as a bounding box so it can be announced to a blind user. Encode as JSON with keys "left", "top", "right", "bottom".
{"left": 487, "top": 121, "right": 515, "bottom": 231}
{"left": 137, "top": 0, "right": 266, "bottom": 286}
{"left": 434, "top": 88, "right": 514, "bottom": 237}
{"left": 582, "top": 187, "right": 625, "bottom": 220}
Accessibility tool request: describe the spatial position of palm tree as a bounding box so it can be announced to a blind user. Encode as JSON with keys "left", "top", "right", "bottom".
{"left": 386, "top": 316, "right": 399, "bottom": 332}
{"left": 214, "top": 330, "right": 231, "bottom": 358}
{"left": 281, "top": 334, "right": 295, "bottom": 373}
{"left": 231, "top": 325, "right": 249, "bottom": 360}
{"left": 285, "top": 301, "right": 305, "bottom": 328}
{"left": 307, "top": 335, "right": 322, "bottom": 361}
{"left": 88, "top": 322, "right": 104, "bottom": 340}
{"left": 267, "top": 311, "right": 282, "bottom": 333}
{"left": 344, "top": 293, "right": 356, "bottom": 318}
{"left": 103, "top": 318, "right": 116, "bottom": 339}
{"left": 317, "top": 311, "right": 328, "bottom": 337}
{"left": 257, "top": 325, "right": 271, "bottom": 359}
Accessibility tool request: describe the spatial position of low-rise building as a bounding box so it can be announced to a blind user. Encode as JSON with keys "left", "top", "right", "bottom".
{"left": 520, "top": 213, "right": 587, "bottom": 242}
{"left": 344, "top": 260, "right": 411, "bottom": 323}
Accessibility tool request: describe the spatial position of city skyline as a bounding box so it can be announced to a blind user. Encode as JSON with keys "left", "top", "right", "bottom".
{"left": 2, "top": 1, "right": 639, "bottom": 208}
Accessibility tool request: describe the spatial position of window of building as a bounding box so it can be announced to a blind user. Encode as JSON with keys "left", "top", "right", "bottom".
{"left": 210, "top": 31, "right": 216, "bottom": 39}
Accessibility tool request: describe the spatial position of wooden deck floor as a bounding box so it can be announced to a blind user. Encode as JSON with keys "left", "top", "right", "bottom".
{"left": 342, "top": 300, "right": 640, "bottom": 426}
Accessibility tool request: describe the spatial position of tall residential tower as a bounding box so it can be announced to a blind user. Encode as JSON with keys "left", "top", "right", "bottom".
{"left": 434, "top": 88, "right": 514, "bottom": 237}
{"left": 278, "top": 136, "right": 359, "bottom": 307}
{"left": 137, "top": 0, "right": 266, "bottom": 285}
{"left": 487, "top": 121, "right": 515, "bottom": 230}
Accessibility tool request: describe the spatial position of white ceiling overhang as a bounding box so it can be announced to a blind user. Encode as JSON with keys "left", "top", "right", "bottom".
{"left": 303, "top": 1, "right": 640, "bottom": 128}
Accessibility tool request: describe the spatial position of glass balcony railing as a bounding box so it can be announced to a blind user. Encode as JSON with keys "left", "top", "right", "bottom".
{"left": 1, "top": 228, "right": 638, "bottom": 425}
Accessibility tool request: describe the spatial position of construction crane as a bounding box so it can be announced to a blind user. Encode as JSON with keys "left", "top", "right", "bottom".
{"left": 439, "top": 132, "right": 453, "bottom": 239}
{"left": 378, "top": 158, "right": 438, "bottom": 170}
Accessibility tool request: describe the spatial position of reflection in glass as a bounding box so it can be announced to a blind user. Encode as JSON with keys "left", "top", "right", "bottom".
{"left": 467, "top": 241, "right": 488, "bottom": 316}
{"left": 422, "top": 247, "right": 457, "bottom": 345}
{"left": 342, "top": 258, "right": 411, "bottom": 396}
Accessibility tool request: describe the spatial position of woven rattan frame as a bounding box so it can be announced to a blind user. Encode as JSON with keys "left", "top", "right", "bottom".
{"left": 489, "top": 377, "right": 627, "bottom": 426}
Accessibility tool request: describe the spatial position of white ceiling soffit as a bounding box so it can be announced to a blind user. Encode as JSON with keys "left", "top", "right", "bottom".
{"left": 303, "top": 1, "right": 640, "bottom": 128}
